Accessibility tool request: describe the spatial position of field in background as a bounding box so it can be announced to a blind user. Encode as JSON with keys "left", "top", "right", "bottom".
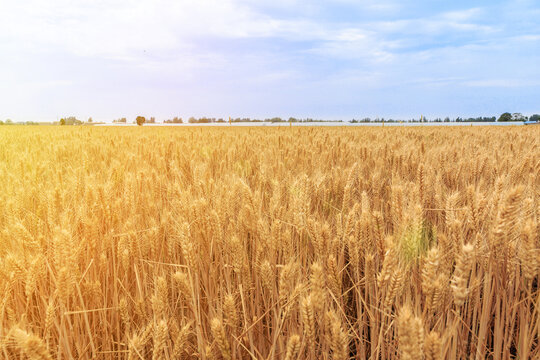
{"left": 0, "top": 126, "right": 538, "bottom": 359}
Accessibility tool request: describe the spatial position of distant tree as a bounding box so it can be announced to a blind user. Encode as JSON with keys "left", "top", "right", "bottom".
{"left": 147, "top": 117, "right": 156, "bottom": 123}
{"left": 88, "top": 117, "right": 93, "bottom": 123}
{"left": 0, "top": 120, "right": 4, "bottom": 125}
{"left": 60, "top": 116, "right": 82, "bottom": 125}
{"left": 59, "top": 118, "right": 66, "bottom": 125}
{"left": 136, "top": 116, "right": 146, "bottom": 126}
{"left": 498, "top": 112, "right": 512, "bottom": 122}
{"left": 529, "top": 114, "right": 540, "bottom": 122}
{"left": 164, "top": 117, "right": 183, "bottom": 124}
{"left": 6, "top": 119, "right": 13, "bottom": 125}
{"left": 511, "top": 113, "right": 526, "bottom": 121}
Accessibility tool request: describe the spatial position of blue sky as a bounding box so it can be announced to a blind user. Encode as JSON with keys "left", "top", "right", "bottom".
{"left": 0, "top": 0, "right": 539, "bottom": 122}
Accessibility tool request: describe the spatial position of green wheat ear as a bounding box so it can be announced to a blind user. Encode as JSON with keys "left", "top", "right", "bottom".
{"left": 399, "top": 219, "right": 436, "bottom": 265}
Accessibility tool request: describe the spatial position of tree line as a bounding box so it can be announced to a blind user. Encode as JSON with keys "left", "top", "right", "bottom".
{"left": 53, "top": 113, "right": 540, "bottom": 125}
{"left": 1, "top": 113, "right": 539, "bottom": 125}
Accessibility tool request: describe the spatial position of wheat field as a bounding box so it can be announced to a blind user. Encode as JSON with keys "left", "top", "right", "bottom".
{"left": 0, "top": 126, "right": 538, "bottom": 359}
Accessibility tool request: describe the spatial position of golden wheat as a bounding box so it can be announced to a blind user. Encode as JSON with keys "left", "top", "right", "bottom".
{"left": 0, "top": 125, "right": 538, "bottom": 359}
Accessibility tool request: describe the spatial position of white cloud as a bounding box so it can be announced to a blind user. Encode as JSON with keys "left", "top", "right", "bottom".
{"left": 371, "top": 8, "right": 495, "bottom": 36}
{"left": 0, "top": 0, "right": 304, "bottom": 59}
{"left": 0, "top": 1, "right": 504, "bottom": 66}
{"left": 511, "top": 34, "right": 540, "bottom": 42}
{"left": 440, "top": 8, "right": 482, "bottom": 21}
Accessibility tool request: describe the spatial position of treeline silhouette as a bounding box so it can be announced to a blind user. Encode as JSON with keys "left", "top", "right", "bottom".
{"left": 1, "top": 113, "right": 538, "bottom": 125}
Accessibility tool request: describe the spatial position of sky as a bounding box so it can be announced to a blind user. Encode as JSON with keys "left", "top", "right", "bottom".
{"left": 0, "top": 0, "right": 539, "bottom": 122}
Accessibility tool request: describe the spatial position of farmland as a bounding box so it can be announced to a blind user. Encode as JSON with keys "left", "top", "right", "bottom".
{"left": 0, "top": 126, "right": 538, "bottom": 359}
